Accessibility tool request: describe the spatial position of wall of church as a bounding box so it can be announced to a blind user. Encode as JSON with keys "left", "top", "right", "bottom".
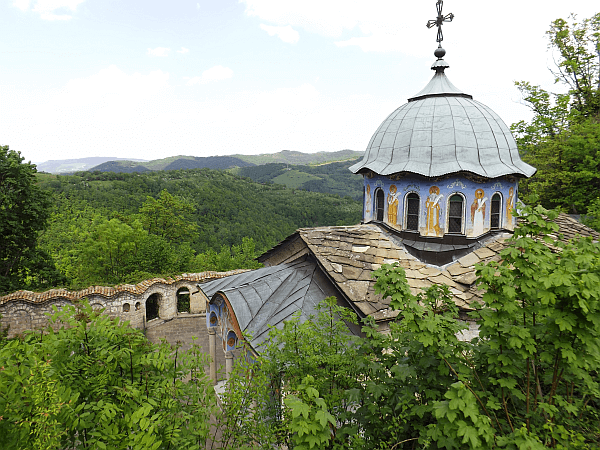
{"left": 363, "top": 174, "right": 518, "bottom": 238}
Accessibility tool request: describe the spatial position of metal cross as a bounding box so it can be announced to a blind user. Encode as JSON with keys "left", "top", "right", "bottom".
{"left": 426, "top": 0, "right": 454, "bottom": 44}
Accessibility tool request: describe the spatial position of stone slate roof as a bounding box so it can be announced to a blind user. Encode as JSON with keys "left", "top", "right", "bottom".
{"left": 200, "top": 256, "right": 347, "bottom": 350}
{"left": 259, "top": 213, "right": 599, "bottom": 323}
{"left": 0, "top": 271, "right": 247, "bottom": 306}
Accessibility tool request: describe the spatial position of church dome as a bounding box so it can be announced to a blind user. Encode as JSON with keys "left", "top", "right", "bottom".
{"left": 350, "top": 65, "right": 536, "bottom": 179}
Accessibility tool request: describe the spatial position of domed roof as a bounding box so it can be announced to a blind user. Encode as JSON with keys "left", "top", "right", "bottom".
{"left": 350, "top": 67, "right": 536, "bottom": 179}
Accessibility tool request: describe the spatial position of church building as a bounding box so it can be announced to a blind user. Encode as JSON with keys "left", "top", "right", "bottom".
{"left": 199, "top": 6, "right": 598, "bottom": 374}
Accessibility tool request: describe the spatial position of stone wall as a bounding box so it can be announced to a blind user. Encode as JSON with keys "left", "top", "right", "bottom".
{"left": 0, "top": 271, "right": 248, "bottom": 338}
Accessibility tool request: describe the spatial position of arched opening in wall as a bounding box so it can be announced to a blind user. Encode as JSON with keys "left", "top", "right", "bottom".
{"left": 177, "top": 287, "right": 191, "bottom": 313}
{"left": 13, "top": 310, "right": 32, "bottom": 335}
{"left": 491, "top": 193, "right": 502, "bottom": 229}
{"left": 448, "top": 194, "right": 464, "bottom": 234}
{"left": 122, "top": 303, "right": 130, "bottom": 313}
{"left": 226, "top": 330, "right": 238, "bottom": 351}
{"left": 375, "top": 188, "right": 385, "bottom": 221}
{"left": 146, "top": 294, "right": 160, "bottom": 322}
{"left": 405, "top": 193, "right": 420, "bottom": 231}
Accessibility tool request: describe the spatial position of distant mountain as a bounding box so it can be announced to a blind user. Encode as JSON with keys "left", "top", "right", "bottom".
{"left": 38, "top": 150, "right": 364, "bottom": 174}
{"left": 90, "top": 161, "right": 151, "bottom": 173}
{"left": 233, "top": 149, "right": 363, "bottom": 166}
{"left": 163, "top": 156, "right": 255, "bottom": 171}
{"left": 87, "top": 156, "right": 254, "bottom": 173}
{"left": 36, "top": 157, "right": 147, "bottom": 174}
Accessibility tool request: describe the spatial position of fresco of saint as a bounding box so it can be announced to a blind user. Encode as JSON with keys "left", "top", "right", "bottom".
{"left": 470, "top": 189, "right": 488, "bottom": 236}
{"left": 425, "top": 186, "right": 443, "bottom": 236}
{"left": 387, "top": 185, "right": 399, "bottom": 225}
{"left": 365, "top": 184, "right": 371, "bottom": 219}
{"left": 506, "top": 187, "right": 514, "bottom": 229}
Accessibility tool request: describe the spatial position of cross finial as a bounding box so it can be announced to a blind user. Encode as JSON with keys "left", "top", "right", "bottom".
{"left": 426, "top": 1, "right": 454, "bottom": 44}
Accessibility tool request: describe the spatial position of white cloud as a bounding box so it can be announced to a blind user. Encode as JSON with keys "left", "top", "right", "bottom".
{"left": 13, "top": 0, "right": 85, "bottom": 20}
{"left": 242, "top": 1, "right": 434, "bottom": 54}
{"left": 12, "top": 0, "right": 30, "bottom": 11}
{"left": 185, "top": 65, "right": 233, "bottom": 85}
{"left": 147, "top": 47, "right": 171, "bottom": 57}
{"left": 241, "top": 0, "right": 600, "bottom": 58}
{"left": 177, "top": 47, "right": 190, "bottom": 54}
{"left": 62, "top": 65, "right": 169, "bottom": 107}
{"left": 259, "top": 24, "right": 299, "bottom": 44}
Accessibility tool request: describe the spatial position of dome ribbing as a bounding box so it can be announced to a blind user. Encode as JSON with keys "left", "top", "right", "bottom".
{"left": 350, "top": 69, "right": 536, "bottom": 179}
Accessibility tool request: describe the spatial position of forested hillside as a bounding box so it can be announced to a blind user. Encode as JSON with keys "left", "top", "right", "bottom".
{"left": 234, "top": 158, "right": 364, "bottom": 201}
{"left": 32, "top": 168, "right": 361, "bottom": 290}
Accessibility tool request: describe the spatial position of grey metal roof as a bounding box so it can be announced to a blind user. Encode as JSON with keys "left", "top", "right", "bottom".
{"left": 349, "top": 71, "right": 536, "bottom": 179}
{"left": 408, "top": 70, "right": 471, "bottom": 101}
{"left": 200, "top": 257, "right": 334, "bottom": 350}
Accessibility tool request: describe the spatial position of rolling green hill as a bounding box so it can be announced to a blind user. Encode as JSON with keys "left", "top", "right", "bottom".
{"left": 235, "top": 158, "right": 364, "bottom": 201}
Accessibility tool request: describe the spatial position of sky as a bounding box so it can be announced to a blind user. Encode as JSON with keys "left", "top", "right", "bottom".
{"left": 0, "top": 1, "right": 598, "bottom": 164}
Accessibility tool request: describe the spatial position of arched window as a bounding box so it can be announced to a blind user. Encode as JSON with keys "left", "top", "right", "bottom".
{"left": 146, "top": 293, "right": 160, "bottom": 321}
{"left": 405, "top": 193, "right": 420, "bottom": 231}
{"left": 375, "top": 189, "right": 385, "bottom": 221}
{"left": 448, "top": 194, "right": 464, "bottom": 233}
{"left": 176, "top": 287, "right": 191, "bottom": 313}
{"left": 491, "top": 193, "right": 502, "bottom": 229}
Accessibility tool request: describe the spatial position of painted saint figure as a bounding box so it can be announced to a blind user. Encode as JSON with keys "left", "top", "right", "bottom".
{"left": 387, "top": 185, "right": 399, "bottom": 225}
{"left": 506, "top": 187, "right": 514, "bottom": 229}
{"left": 365, "top": 184, "right": 371, "bottom": 219}
{"left": 425, "top": 186, "right": 443, "bottom": 236}
{"left": 470, "top": 188, "right": 488, "bottom": 236}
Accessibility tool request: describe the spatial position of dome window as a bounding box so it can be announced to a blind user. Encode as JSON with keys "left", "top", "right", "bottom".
{"left": 448, "top": 194, "right": 464, "bottom": 233}
{"left": 405, "top": 193, "right": 420, "bottom": 231}
{"left": 491, "top": 193, "right": 502, "bottom": 229}
{"left": 375, "top": 189, "right": 385, "bottom": 221}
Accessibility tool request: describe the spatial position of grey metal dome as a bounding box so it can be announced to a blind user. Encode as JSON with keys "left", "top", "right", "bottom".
{"left": 350, "top": 70, "right": 536, "bottom": 179}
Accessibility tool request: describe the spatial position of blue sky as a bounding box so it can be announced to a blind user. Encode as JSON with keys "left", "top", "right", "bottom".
{"left": 1, "top": 0, "right": 598, "bottom": 164}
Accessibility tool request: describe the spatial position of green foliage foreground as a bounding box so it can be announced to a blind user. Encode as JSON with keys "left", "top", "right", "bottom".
{"left": 0, "top": 302, "right": 216, "bottom": 450}
{"left": 1, "top": 203, "right": 599, "bottom": 449}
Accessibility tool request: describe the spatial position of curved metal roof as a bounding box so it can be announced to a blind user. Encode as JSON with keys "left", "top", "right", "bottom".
{"left": 349, "top": 71, "right": 536, "bottom": 179}
{"left": 200, "top": 256, "right": 350, "bottom": 350}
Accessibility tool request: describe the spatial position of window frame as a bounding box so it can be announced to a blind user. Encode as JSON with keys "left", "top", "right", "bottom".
{"left": 447, "top": 193, "right": 465, "bottom": 234}
{"left": 490, "top": 192, "right": 502, "bottom": 230}
{"left": 374, "top": 188, "right": 385, "bottom": 222}
{"left": 404, "top": 192, "right": 420, "bottom": 231}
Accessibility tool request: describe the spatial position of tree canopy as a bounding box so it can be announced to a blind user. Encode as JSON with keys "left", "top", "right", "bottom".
{"left": 0, "top": 145, "right": 63, "bottom": 294}
{"left": 512, "top": 13, "right": 600, "bottom": 217}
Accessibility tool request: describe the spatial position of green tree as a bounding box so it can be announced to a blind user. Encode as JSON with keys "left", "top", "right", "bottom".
{"left": 0, "top": 145, "right": 58, "bottom": 293}
{"left": 139, "top": 189, "right": 198, "bottom": 243}
{"left": 193, "top": 237, "right": 262, "bottom": 272}
{"left": 512, "top": 13, "right": 600, "bottom": 214}
{"left": 72, "top": 217, "right": 194, "bottom": 287}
